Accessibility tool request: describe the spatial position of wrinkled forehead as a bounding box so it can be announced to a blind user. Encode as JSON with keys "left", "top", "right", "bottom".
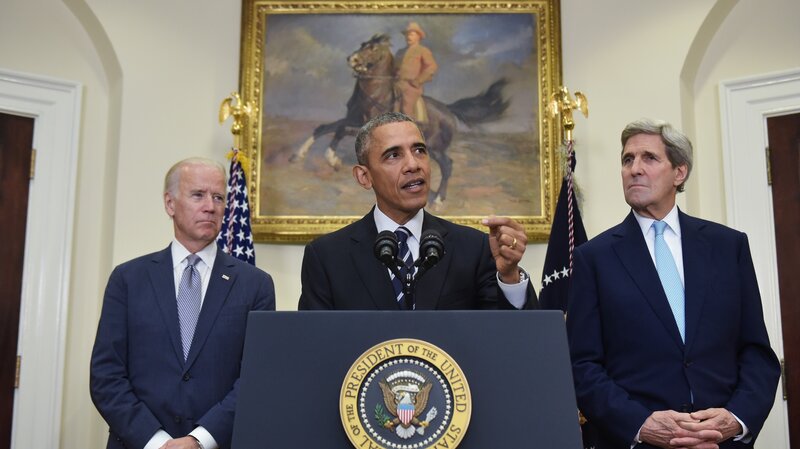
{"left": 621, "top": 133, "right": 666, "bottom": 155}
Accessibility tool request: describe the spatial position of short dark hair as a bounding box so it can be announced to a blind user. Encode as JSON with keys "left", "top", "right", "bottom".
{"left": 621, "top": 118, "right": 693, "bottom": 192}
{"left": 354, "top": 112, "right": 421, "bottom": 165}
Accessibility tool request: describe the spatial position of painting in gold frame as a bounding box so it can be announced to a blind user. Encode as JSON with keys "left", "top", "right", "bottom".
{"left": 239, "top": 0, "right": 563, "bottom": 242}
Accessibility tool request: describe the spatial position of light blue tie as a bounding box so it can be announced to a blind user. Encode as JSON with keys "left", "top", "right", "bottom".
{"left": 177, "top": 254, "right": 202, "bottom": 360}
{"left": 653, "top": 221, "right": 685, "bottom": 342}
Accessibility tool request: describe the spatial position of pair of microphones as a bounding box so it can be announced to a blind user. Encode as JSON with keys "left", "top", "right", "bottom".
{"left": 373, "top": 229, "right": 445, "bottom": 302}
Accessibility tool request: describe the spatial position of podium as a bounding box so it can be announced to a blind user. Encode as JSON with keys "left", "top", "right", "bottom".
{"left": 233, "top": 310, "right": 582, "bottom": 448}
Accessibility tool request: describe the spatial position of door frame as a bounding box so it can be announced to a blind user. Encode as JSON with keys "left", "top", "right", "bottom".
{"left": 0, "top": 68, "right": 81, "bottom": 448}
{"left": 719, "top": 67, "right": 800, "bottom": 447}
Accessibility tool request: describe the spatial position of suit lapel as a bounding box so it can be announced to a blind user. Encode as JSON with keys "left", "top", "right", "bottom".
{"left": 350, "top": 213, "right": 400, "bottom": 310}
{"left": 612, "top": 213, "right": 684, "bottom": 350}
{"left": 414, "top": 212, "right": 450, "bottom": 310}
{"left": 184, "top": 250, "right": 236, "bottom": 369}
{"left": 679, "top": 211, "right": 710, "bottom": 350}
{"left": 148, "top": 245, "right": 185, "bottom": 363}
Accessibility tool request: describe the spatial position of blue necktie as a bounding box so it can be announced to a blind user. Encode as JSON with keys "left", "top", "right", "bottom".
{"left": 392, "top": 227, "right": 415, "bottom": 309}
{"left": 177, "top": 254, "right": 202, "bottom": 360}
{"left": 653, "top": 221, "right": 685, "bottom": 342}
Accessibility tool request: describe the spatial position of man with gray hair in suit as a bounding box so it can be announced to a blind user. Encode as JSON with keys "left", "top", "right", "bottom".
{"left": 91, "top": 157, "right": 275, "bottom": 449}
{"left": 567, "top": 119, "right": 780, "bottom": 448}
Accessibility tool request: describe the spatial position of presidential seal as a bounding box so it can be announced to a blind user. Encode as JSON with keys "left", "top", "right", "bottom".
{"left": 340, "top": 339, "right": 471, "bottom": 449}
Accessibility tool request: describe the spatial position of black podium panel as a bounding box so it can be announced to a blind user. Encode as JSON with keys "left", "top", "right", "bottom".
{"left": 233, "top": 310, "right": 581, "bottom": 449}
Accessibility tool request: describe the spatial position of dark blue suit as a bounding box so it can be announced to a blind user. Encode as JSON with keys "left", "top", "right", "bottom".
{"left": 298, "top": 210, "right": 537, "bottom": 310}
{"left": 90, "top": 246, "right": 275, "bottom": 449}
{"left": 567, "top": 211, "right": 779, "bottom": 448}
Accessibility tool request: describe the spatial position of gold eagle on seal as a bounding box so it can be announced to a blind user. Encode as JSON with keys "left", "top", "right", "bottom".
{"left": 378, "top": 370, "right": 438, "bottom": 439}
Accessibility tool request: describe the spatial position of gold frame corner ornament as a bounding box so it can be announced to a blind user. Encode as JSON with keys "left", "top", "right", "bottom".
{"left": 239, "top": 0, "right": 563, "bottom": 243}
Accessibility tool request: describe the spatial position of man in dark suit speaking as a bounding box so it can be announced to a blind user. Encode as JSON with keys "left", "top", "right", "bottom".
{"left": 90, "top": 158, "right": 275, "bottom": 449}
{"left": 567, "top": 119, "right": 780, "bottom": 448}
{"left": 298, "top": 112, "right": 537, "bottom": 310}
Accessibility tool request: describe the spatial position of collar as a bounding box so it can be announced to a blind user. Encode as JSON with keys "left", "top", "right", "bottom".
{"left": 171, "top": 239, "right": 218, "bottom": 270}
{"left": 633, "top": 204, "right": 681, "bottom": 237}
{"left": 372, "top": 206, "right": 424, "bottom": 241}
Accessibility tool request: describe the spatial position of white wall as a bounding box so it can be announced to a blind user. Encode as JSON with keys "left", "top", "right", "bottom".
{"left": 1, "top": 0, "right": 115, "bottom": 447}
{"left": 561, "top": 0, "right": 718, "bottom": 234}
{"left": 2, "top": 0, "right": 799, "bottom": 447}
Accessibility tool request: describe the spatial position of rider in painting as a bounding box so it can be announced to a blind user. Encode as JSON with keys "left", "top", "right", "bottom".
{"left": 394, "top": 22, "right": 438, "bottom": 123}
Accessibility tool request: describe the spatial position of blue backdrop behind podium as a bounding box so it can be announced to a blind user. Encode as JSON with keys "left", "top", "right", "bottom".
{"left": 233, "top": 310, "right": 581, "bottom": 448}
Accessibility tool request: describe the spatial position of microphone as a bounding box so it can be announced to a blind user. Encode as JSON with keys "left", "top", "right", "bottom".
{"left": 374, "top": 230, "right": 399, "bottom": 267}
{"left": 417, "top": 230, "right": 445, "bottom": 271}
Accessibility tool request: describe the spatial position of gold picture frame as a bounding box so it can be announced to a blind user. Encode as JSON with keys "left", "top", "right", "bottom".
{"left": 239, "top": 0, "right": 563, "bottom": 242}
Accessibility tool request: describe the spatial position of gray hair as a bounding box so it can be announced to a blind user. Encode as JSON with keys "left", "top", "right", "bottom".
{"left": 354, "top": 112, "right": 422, "bottom": 165}
{"left": 621, "top": 118, "right": 693, "bottom": 192}
{"left": 164, "top": 157, "right": 226, "bottom": 195}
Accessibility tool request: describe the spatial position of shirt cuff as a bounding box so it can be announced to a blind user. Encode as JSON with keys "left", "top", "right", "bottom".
{"left": 496, "top": 269, "right": 528, "bottom": 309}
{"left": 144, "top": 429, "right": 171, "bottom": 449}
{"left": 730, "top": 412, "right": 749, "bottom": 442}
{"left": 632, "top": 424, "right": 643, "bottom": 448}
{"left": 190, "top": 426, "right": 219, "bottom": 449}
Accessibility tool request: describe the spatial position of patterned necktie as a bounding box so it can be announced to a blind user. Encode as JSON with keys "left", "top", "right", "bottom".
{"left": 392, "top": 227, "right": 415, "bottom": 310}
{"left": 177, "top": 254, "right": 202, "bottom": 360}
{"left": 653, "top": 221, "right": 685, "bottom": 342}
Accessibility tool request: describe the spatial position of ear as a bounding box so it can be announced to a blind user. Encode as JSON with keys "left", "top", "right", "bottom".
{"left": 352, "top": 165, "right": 373, "bottom": 190}
{"left": 164, "top": 192, "right": 176, "bottom": 217}
{"left": 673, "top": 164, "right": 688, "bottom": 186}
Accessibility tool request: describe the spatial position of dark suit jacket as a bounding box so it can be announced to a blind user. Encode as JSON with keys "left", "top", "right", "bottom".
{"left": 298, "top": 210, "right": 537, "bottom": 310}
{"left": 90, "top": 246, "right": 275, "bottom": 449}
{"left": 567, "top": 211, "right": 780, "bottom": 448}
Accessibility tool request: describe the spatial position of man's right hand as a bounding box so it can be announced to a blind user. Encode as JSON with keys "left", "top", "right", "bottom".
{"left": 638, "top": 410, "right": 722, "bottom": 449}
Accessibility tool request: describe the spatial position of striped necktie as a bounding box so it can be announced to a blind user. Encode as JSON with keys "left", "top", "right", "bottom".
{"left": 392, "top": 227, "right": 415, "bottom": 310}
{"left": 653, "top": 221, "right": 685, "bottom": 341}
{"left": 177, "top": 254, "right": 202, "bottom": 360}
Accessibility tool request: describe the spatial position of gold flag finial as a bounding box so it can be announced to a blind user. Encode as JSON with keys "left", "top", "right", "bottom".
{"left": 219, "top": 92, "right": 253, "bottom": 150}
{"left": 547, "top": 86, "right": 588, "bottom": 142}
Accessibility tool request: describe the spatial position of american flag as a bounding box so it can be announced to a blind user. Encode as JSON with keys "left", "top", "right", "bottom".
{"left": 217, "top": 149, "right": 255, "bottom": 265}
{"left": 539, "top": 141, "right": 587, "bottom": 312}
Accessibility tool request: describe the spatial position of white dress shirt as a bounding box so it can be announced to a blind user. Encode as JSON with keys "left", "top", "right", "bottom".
{"left": 632, "top": 205, "right": 685, "bottom": 286}
{"left": 171, "top": 239, "right": 218, "bottom": 304}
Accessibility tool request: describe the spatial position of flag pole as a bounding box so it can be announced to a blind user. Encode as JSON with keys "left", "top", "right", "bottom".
{"left": 545, "top": 87, "right": 595, "bottom": 446}
{"left": 546, "top": 86, "right": 589, "bottom": 274}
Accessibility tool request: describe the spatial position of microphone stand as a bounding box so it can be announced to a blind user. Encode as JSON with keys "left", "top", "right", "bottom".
{"left": 401, "top": 249, "right": 444, "bottom": 308}
{"left": 374, "top": 230, "right": 444, "bottom": 309}
{"left": 378, "top": 257, "right": 415, "bottom": 306}
{"left": 402, "top": 269, "right": 414, "bottom": 301}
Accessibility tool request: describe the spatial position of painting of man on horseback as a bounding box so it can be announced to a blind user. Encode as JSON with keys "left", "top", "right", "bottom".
{"left": 258, "top": 13, "right": 543, "bottom": 219}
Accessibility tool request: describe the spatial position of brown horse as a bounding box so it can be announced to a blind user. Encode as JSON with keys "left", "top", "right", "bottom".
{"left": 290, "top": 33, "right": 509, "bottom": 205}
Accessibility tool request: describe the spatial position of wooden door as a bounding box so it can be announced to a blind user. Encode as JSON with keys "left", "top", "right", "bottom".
{"left": 767, "top": 112, "right": 800, "bottom": 448}
{"left": 0, "top": 112, "right": 34, "bottom": 449}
